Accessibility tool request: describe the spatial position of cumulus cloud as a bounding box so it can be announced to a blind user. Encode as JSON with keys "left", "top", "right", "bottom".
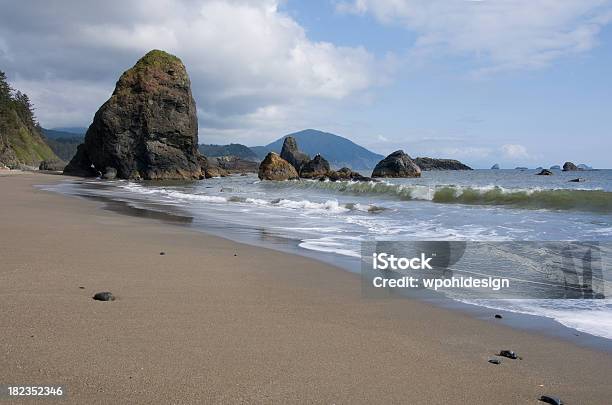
{"left": 501, "top": 143, "right": 529, "bottom": 159}
{"left": 0, "top": 0, "right": 383, "bottom": 144}
{"left": 337, "top": 0, "right": 612, "bottom": 74}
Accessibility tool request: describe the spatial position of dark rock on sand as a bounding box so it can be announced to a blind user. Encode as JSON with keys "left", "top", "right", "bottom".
{"left": 539, "top": 395, "right": 563, "bottom": 405}
{"left": 300, "top": 154, "right": 331, "bottom": 179}
{"left": 93, "top": 292, "right": 115, "bottom": 301}
{"left": 569, "top": 178, "right": 585, "bottom": 182}
{"left": 39, "top": 159, "right": 66, "bottom": 171}
{"left": 102, "top": 167, "right": 117, "bottom": 180}
{"left": 562, "top": 161, "right": 579, "bottom": 171}
{"left": 258, "top": 152, "right": 298, "bottom": 181}
{"left": 494, "top": 314, "right": 503, "bottom": 319}
{"left": 488, "top": 358, "right": 501, "bottom": 365}
{"left": 536, "top": 169, "right": 553, "bottom": 175}
{"left": 499, "top": 350, "right": 518, "bottom": 359}
{"left": 280, "top": 136, "right": 310, "bottom": 172}
{"left": 491, "top": 164, "right": 500, "bottom": 170}
{"left": 372, "top": 150, "right": 421, "bottom": 178}
{"left": 160, "top": 252, "right": 165, "bottom": 256}
{"left": 64, "top": 50, "right": 204, "bottom": 180}
{"left": 414, "top": 157, "right": 472, "bottom": 171}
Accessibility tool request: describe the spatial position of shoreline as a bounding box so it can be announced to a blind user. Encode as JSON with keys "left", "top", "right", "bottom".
{"left": 2, "top": 171, "right": 612, "bottom": 403}
{"left": 46, "top": 174, "right": 612, "bottom": 351}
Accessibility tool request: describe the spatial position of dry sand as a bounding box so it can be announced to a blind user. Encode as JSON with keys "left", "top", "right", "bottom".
{"left": 1, "top": 172, "right": 611, "bottom": 404}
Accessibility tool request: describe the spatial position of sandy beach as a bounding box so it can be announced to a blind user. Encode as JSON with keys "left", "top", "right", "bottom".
{"left": 1, "top": 172, "right": 611, "bottom": 404}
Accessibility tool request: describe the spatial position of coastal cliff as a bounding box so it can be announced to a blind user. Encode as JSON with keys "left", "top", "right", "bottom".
{"left": 0, "top": 71, "right": 58, "bottom": 168}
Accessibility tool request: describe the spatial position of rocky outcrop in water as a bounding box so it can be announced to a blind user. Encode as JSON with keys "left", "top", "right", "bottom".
{"left": 327, "top": 167, "right": 371, "bottom": 182}
{"left": 280, "top": 136, "right": 310, "bottom": 172}
{"left": 562, "top": 161, "right": 579, "bottom": 171}
{"left": 491, "top": 164, "right": 500, "bottom": 170}
{"left": 414, "top": 157, "right": 472, "bottom": 171}
{"left": 300, "top": 154, "right": 330, "bottom": 179}
{"left": 371, "top": 150, "right": 421, "bottom": 178}
{"left": 550, "top": 165, "right": 561, "bottom": 170}
{"left": 214, "top": 156, "right": 258, "bottom": 174}
{"left": 64, "top": 50, "right": 203, "bottom": 180}
{"left": 536, "top": 169, "right": 553, "bottom": 175}
{"left": 258, "top": 152, "right": 298, "bottom": 181}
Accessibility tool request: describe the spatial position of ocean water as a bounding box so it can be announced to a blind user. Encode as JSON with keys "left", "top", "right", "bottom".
{"left": 46, "top": 169, "right": 612, "bottom": 340}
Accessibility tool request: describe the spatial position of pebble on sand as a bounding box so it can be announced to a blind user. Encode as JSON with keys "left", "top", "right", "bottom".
{"left": 539, "top": 395, "right": 563, "bottom": 405}
{"left": 499, "top": 350, "right": 519, "bottom": 359}
{"left": 93, "top": 292, "right": 115, "bottom": 301}
{"left": 488, "top": 358, "right": 501, "bottom": 365}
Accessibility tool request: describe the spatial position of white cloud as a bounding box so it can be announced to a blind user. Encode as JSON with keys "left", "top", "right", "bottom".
{"left": 501, "top": 143, "right": 529, "bottom": 159}
{"left": 337, "top": 0, "right": 612, "bottom": 73}
{"left": 0, "top": 0, "right": 385, "bottom": 143}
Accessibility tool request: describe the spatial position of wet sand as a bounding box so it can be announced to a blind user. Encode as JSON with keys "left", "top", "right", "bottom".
{"left": 1, "top": 171, "right": 611, "bottom": 404}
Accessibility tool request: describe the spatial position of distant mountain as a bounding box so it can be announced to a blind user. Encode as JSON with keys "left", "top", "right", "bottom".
{"left": 48, "top": 127, "right": 87, "bottom": 136}
{"left": 199, "top": 143, "right": 258, "bottom": 161}
{"left": 41, "top": 128, "right": 84, "bottom": 162}
{"left": 252, "top": 129, "right": 384, "bottom": 169}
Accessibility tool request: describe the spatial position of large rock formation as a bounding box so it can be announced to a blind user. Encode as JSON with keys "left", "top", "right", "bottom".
{"left": 280, "top": 136, "right": 310, "bottom": 172}
{"left": 414, "top": 157, "right": 472, "bottom": 171}
{"left": 299, "top": 154, "right": 330, "bottom": 179}
{"left": 371, "top": 150, "right": 421, "bottom": 178}
{"left": 491, "top": 164, "right": 500, "bottom": 170}
{"left": 562, "top": 161, "right": 579, "bottom": 171}
{"left": 258, "top": 152, "right": 298, "bottom": 181}
{"left": 64, "top": 50, "right": 203, "bottom": 180}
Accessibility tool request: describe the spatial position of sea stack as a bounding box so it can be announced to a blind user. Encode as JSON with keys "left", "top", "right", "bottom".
{"left": 280, "top": 136, "right": 310, "bottom": 172}
{"left": 562, "top": 161, "right": 579, "bottom": 171}
{"left": 64, "top": 50, "right": 203, "bottom": 180}
{"left": 300, "top": 154, "right": 330, "bottom": 179}
{"left": 414, "top": 157, "right": 472, "bottom": 171}
{"left": 258, "top": 152, "right": 298, "bottom": 181}
{"left": 371, "top": 150, "right": 421, "bottom": 178}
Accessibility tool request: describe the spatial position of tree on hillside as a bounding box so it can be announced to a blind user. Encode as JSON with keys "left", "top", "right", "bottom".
{"left": 0, "top": 70, "right": 11, "bottom": 102}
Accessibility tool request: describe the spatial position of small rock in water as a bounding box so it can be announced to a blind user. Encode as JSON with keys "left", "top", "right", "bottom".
{"left": 488, "top": 358, "right": 501, "bottom": 365}
{"left": 569, "top": 178, "right": 585, "bottom": 182}
{"left": 499, "top": 350, "right": 519, "bottom": 359}
{"left": 93, "top": 292, "right": 115, "bottom": 301}
{"left": 494, "top": 314, "right": 503, "bottom": 319}
{"left": 539, "top": 395, "right": 563, "bottom": 405}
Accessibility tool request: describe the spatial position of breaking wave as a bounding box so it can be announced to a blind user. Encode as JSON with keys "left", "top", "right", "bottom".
{"left": 263, "top": 180, "right": 612, "bottom": 213}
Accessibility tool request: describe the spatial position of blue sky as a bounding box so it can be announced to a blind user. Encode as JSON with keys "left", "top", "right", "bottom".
{"left": 281, "top": 0, "right": 612, "bottom": 168}
{"left": 1, "top": 0, "right": 611, "bottom": 168}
